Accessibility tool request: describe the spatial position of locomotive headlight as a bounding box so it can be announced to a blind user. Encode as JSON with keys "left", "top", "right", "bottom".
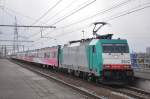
{"left": 124, "top": 65, "right": 129, "bottom": 68}
{"left": 124, "top": 65, "right": 131, "bottom": 69}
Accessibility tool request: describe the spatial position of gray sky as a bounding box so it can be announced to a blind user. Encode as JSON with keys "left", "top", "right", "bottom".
{"left": 0, "top": 0, "right": 150, "bottom": 52}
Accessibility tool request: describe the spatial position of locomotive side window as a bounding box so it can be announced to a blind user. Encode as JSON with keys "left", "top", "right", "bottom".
{"left": 102, "top": 44, "right": 129, "bottom": 53}
{"left": 92, "top": 46, "right": 96, "bottom": 53}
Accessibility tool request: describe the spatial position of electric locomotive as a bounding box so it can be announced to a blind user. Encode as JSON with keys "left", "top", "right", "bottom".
{"left": 60, "top": 22, "right": 134, "bottom": 84}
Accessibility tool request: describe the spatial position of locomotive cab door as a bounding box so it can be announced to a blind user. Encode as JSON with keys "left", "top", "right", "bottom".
{"left": 88, "top": 39, "right": 103, "bottom": 77}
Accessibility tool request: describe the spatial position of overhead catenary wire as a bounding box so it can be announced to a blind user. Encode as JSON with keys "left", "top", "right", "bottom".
{"left": 0, "top": 24, "right": 56, "bottom": 28}
{"left": 94, "top": 1, "right": 150, "bottom": 22}
{"left": 0, "top": 4, "right": 57, "bottom": 48}
{"left": 51, "top": 0, "right": 96, "bottom": 25}
{"left": 3, "top": 6, "right": 58, "bottom": 34}
{"left": 31, "top": 0, "right": 63, "bottom": 25}
{"left": 2, "top": 6, "right": 47, "bottom": 25}
{"left": 4, "top": 7, "right": 36, "bottom": 22}
{"left": 28, "top": 0, "right": 133, "bottom": 40}
{"left": 1, "top": 7, "right": 48, "bottom": 35}
{"left": 106, "top": 3, "right": 150, "bottom": 22}
{"left": 27, "top": 0, "right": 96, "bottom": 38}
{"left": 0, "top": 8, "right": 32, "bottom": 46}
{"left": 30, "top": 0, "right": 150, "bottom": 43}
{"left": 32, "top": 21, "right": 92, "bottom": 43}
{"left": 28, "top": 0, "right": 77, "bottom": 38}
{"left": 44, "top": 0, "right": 78, "bottom": 24}
{"left": 58, "top": 0, "right": 135, "bottom": 29}
{"left": 39, "top": 2, "right": 150, "bottom": 41}
{"left": 20, "top": 0, "right": 150, "bottom": 49}
{"left": 39, "top": 0, "right": 135, "bottom": 37}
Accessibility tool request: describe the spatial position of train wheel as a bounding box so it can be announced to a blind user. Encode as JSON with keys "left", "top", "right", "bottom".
{"left": 87, "top": 73, "right": 92, "bottom": 82}
{"left": 74, "top": 71, "right": 80, "bottom": 77}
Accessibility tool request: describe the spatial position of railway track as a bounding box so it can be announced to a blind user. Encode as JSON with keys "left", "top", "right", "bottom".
{"left": 106, "top": 86, "right": 150, "bottom": 99}
{"left": 126, "top": 86, "right": 150, "bottom": 96}
{"left": 123, "top": 86, "right": 150, "bottom": 99}
{"left": 10, "top": 59, "right": 150, "bottom": 99}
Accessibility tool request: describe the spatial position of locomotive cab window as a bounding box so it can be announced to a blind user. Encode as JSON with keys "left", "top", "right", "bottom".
{"left": 102, "top": 44, "right": 129, "bottom": 53}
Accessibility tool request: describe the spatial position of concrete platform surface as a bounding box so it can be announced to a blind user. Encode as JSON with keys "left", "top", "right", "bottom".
{"left": 0, "top": 59, "right": 86, "bottom": 99}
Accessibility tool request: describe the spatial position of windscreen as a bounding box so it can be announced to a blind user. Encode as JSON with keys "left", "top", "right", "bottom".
{"left": 102, "top": 44, "right": 129, "bottom": 53}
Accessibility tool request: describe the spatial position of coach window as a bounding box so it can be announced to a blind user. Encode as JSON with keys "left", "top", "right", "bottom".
{"left": 46, "top": 52, "right": 50, "bottom": 58}
{"left": 44, "top": 53, "right": 47, "bottom": 58}
{"left": 49, "top": 52, "right": 51, "bottom": 58}
{"left": 25, "top": 53, "right": 27, "bottom": 57}
{"left": 53, "top": 52, "right": 56, "bottom": 58}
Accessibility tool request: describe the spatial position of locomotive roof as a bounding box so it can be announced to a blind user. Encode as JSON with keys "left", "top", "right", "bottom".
{"left": 69, "top": 34, "right": 114, "bottom": 44}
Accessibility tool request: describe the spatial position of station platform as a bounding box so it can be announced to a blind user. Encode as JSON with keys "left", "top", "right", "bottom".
{"left": 0, "top": 59, "right": 86, "bottom": 99}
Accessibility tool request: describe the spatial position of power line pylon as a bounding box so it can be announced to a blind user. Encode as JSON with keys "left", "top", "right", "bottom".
{"left": 13, "top": 16, "right": 19, "bottom": 53}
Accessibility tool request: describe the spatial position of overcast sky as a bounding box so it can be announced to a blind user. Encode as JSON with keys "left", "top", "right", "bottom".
{"left": 0, "top": 0, "right": 150, "bottom": 52}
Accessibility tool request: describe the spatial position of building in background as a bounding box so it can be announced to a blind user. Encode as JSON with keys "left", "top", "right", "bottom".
{"left": 146, "top": 47, "right": 150, "bottom": 54}
{"left": 131, "top": 49, "right": 150, "bottom": 71}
